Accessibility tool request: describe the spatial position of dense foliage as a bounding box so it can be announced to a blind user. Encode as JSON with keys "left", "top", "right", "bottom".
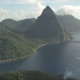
{"left": 57, "top": 15, "right": 80, "bottom": 32}
{"left": 0, "top": 18, "right": 36, "bottom": 32}
{"left": 0, "top": 23, "right": 61, "bottom": 61}
{"left": 0, "top": 71, "right": 77, "bottom": 80}
{"left": 0, "top": 36, "right": 47, "bottom": 60}
{"left": 0, "top": 6, "right": 72, "bottom": 62}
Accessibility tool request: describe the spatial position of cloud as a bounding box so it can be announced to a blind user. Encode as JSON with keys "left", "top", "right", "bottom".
{"left": 0, "top": 3, "right": 80, "bottom": 22}
{"left": 0, "top": 8, "right": 23, "bottom": 21}
{"left": 0, "top": 2, "right": 46, "bottom": 21}
{"left": 0, "top": 0, "right": 70, "bottom": 4}
{"left": 52, "top": 0, "right": 69, "bottom": 3}
{"left": 56, "top": 5, "right": 80, "bottom": 19}
{"left": 0, "top": 0, "right": 38, "bottom": 4}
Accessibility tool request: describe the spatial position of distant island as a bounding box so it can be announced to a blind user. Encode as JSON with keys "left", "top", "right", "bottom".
{"left": 0, "top": 6, "right": 72, "bottom": 63}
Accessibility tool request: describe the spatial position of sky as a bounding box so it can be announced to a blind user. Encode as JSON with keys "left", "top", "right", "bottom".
{"left": 0, "top": 0, "right": 80, "bottom": 21}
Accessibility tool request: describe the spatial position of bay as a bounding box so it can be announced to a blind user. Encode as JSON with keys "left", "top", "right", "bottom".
{"left": 0, "top": 32, "right": 80, "bottom": 79}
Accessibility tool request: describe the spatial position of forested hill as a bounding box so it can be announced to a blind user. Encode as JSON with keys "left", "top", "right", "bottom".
{"left": 0, "top": 71, "right": 77, "bottom": 80}
{"left": 56, "top": 15, "right": 80, "bottom": 32}
{"left": 0, "top": 18, "right": 36, "bottom": 32}
{"left": 25, "top": 6, "right": 72, "bottom": 41}
{"left": 0, "top": 6, "right": 72, "bottom": 62}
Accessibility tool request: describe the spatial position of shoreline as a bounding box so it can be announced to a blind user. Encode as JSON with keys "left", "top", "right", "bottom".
{"left": 0, "top": 39, "right": 71, "bottom": 63}
{"left": 33, "top": 43, "right": 49, "bottom": 52}
{"left": 0, "top": 43, "right": 49, "bottom": 63}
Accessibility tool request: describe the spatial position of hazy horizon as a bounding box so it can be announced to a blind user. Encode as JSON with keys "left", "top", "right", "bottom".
{"left": 0, "top": 0, "right": 80, "bottom": 21}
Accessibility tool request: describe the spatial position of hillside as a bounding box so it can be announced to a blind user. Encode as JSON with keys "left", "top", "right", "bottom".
{"left": 57, "top": 15, "right": 80, "bottom": 32}
{"left": 25, "top": 6, "right": 72, "bottom": 41}
{"left": 0, "top": 20, "right": 46, "bottom": 61}
{"left": 0, "top": 6, "right": 72, "bottom": 62}
{"left": 0, "top": 71, "right": 77, "bottom": 80}
{"left": 15, "top": 18, "right": 36, "bottom": 32}
{"left": 0, "top": 18, "right": 36, "bottom": 32}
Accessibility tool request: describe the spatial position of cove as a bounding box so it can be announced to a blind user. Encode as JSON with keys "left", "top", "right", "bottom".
{"left": 0, "top": 32, "right": 80, "bottom": 79}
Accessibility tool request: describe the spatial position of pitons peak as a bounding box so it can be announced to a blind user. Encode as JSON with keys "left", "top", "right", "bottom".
{"left": 41, "top": 6, "right": 55, "bottom": 16}
{"left": 25, "top": 6, "right": 72, "bottom": 41}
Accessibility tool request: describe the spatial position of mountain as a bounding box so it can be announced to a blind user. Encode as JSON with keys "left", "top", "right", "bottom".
{"left": 0, "top": 19, "right": 18, "bottom": 29}
{"left": 0, "top": 18, "right": 36, "bottom": 32}
{"left": 0, "top": 6, "right": 72, "bottom": 61}
{"left": 56, "top": 15, "right": 80, "bottom": 32}
{"left": 15, "top": 18, "right": 36, "bottom": 32}
{"left": 0, "top": 19, "right": 45, "bottom": 60}
{"left": 25, "top": 6, "right": 72, "bottom": 41}
{"left": 0, "top": 25, "right": 46, "bottom": 60}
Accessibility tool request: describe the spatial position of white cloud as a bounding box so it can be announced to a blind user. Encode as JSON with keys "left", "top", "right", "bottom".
{"left": 52, "top": 0, "right": 69, "bottom": 3}
{"left": 1, "top": 3, "right": 80, "bottom": 22}
{"left": 0, "top": 2, "right": 46, "bottom": 21}
{"left": 56, "top": 5, "right": 80, "bottom": 19}
{"left": 0, "top": 9, "right": 23, "bottom": 21}
{"left": 0, "top": 0, "right": 70, "bottom": 4}
{"left": 16, "top": 0, "right": 38, "bottom": 4}
{"left": 33, "top": 2, "right": 46, "bottom": 15}
{"left": 0, "top": 0, "right": 38, "bottom": 4}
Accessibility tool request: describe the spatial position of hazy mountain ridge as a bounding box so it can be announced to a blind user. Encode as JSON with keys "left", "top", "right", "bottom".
{"left": 16, "top": 18, "right": 36, "bottom": 32}
{"left": 57, "top": 15, "right": 80, "bottom": 32}
{"left": 0, "top": 18, "right": 36, "bottom": 32}
{"left": 1, "top": 11, "right": 80, "bottom": 32}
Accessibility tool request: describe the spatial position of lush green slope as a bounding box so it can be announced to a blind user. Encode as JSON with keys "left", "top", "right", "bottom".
{"left": 0, "top": 71, "right": 77, "bottom": 80}
{"left": 0, "top": 18, "right": 36, "bottom": 32}
{"left": 56, "top": 15, "right": 80, "bottom": 32}
{"left": 0, "top": 6, "right": 72, "bottom": 61}
{"left": 0, "top": 19, "right": 18, "bottom": 29}
{"left": 25, "top": 6, "right": 72, "bottom": 41}
{"left": 0, "top": 35, "right": 46, "bottom": 61}
{"left": 0, "top": 23, "right": 46, "bottom": 61}
{"left": 16, "top": 18, "right": 36, "bottom": 32}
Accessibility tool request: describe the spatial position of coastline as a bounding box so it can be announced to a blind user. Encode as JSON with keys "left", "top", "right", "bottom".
{"left": 0, "top": 39, "right": 71, "bottom": 64}
{"left": 0, "top": 43, "right": 49, "bottom": 63}
{"left": 0, "top": 54, "right": 33, "bottom": 63}
{"left": 33, "top": 43, "right": 49, "bottom": 52}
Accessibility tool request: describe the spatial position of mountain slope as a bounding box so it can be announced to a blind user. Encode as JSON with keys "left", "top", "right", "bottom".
{"left": 16, "top": 18, "right": 36, "bottom": 32}
{"left": 0, "top": 25, "right": 46, "bottom": 60}
{"left": 0, "top": 19, "right": 45, "bottom": 60}
{"left": 0, "top": 19, "right": 18, "bottom": 29}
{"left": 25, "top": 6, "right": 72, "bottom": 41}
{"left": 0, "top": 18, "right": 36, "bottom": 32}
{"left": 57, "top": 15, "right": 80, "bottom": 32}
{"left": 0, "top": 6, "right": 72, "bottom": 61}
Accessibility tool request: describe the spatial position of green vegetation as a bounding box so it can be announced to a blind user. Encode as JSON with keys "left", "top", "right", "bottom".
{"left": 0, "top": 36, "right": 47, "bottom": 60}
{"left": 0, "top": 6, "right": 72, "bottom": 62}
{"left": 16, "top": 18, "right": 36, "bottom": 32}
{"left": 57, "top": 15, "right": 80, "bottom": 32}
{"left": 0, "top": 71, "right": 77, "bottom": 80}
{"left": 25, "top": 6, "right": 72, "bottom": 41}
{"left": 0, "top": 18, "right": 36, "bottom": 32}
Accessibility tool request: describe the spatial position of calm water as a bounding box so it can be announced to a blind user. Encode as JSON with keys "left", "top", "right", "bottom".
{"left": 0, "top": 32, "right": 80, "bottom": 79}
